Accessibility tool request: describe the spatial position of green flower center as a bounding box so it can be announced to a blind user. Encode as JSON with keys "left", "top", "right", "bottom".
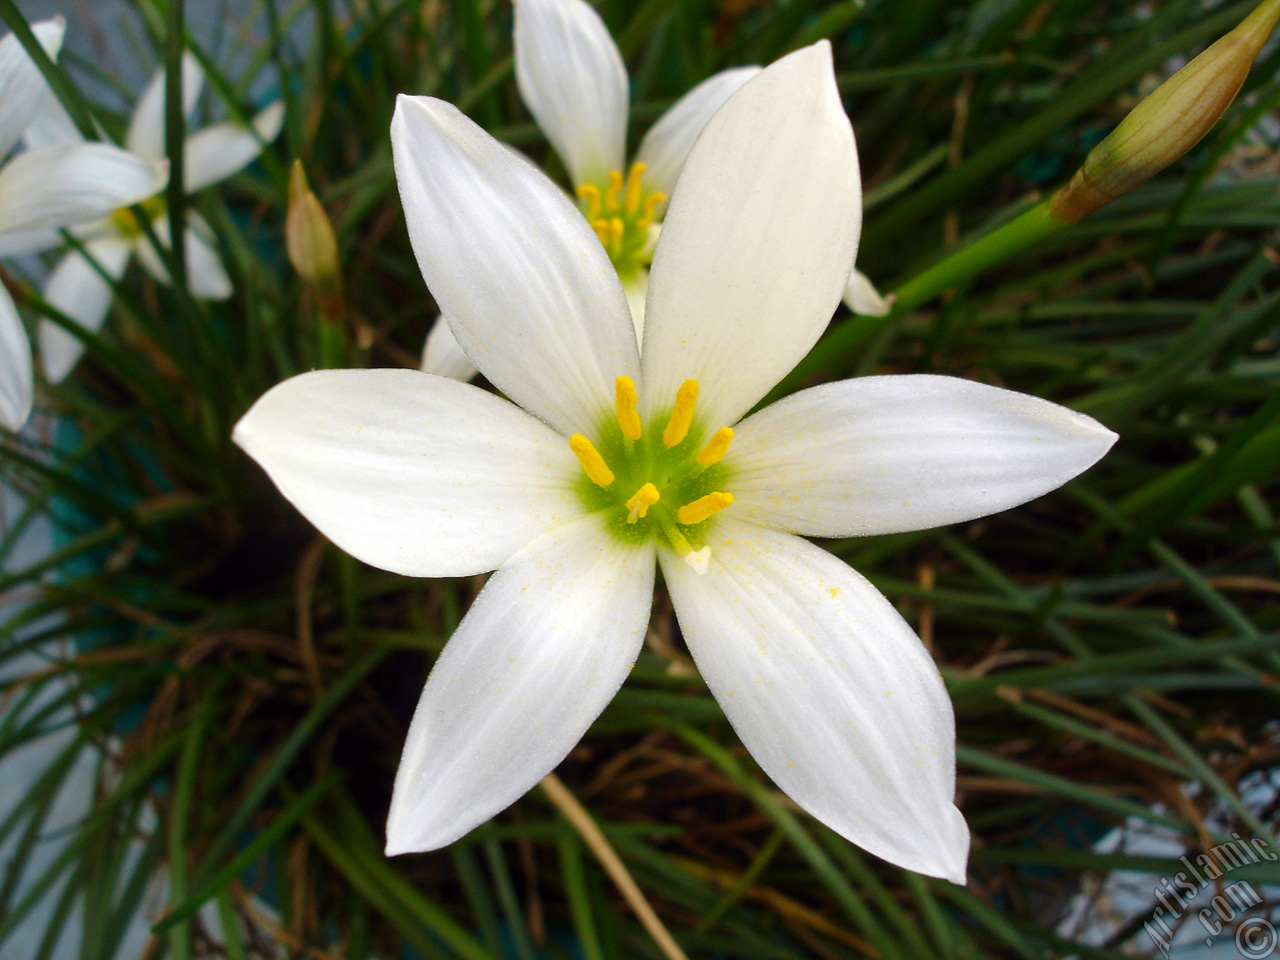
{"left": 571, "top": 376, "right": 734, "bottom": 571}
{"left": 109, "top": 194, "right": 166, "bottom": 237}
{"left": 577, "top": 162, "right": 665, "bottom": 275}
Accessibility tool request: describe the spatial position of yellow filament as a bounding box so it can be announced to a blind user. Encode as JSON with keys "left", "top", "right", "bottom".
{"left": 608, "top": 217, "right": 624, "bottom": 251}
{"left": 614, "top": 376, "right": 642, "bottom": 440}
{"left": 605, "top": 169, "right": 624, "bottom": 211}
{"left": 624, "top": 162, "right": 646, "bottom": 214}
{"left": 569, "top": 434, "right": 614, "bottom": 487}
{"left": 677, "top": 491, "right": 734, "bottom": 526}
{"left": 696, "top": 427, "right": 734, "bottom": 466}
{"left": 663, "top": 379, "right": 699, "bottom": 448}
{"left": 625, "top": 483, "right": 660, "bottom": 523}
{"left": 577, "top": 183, "right": 602, "bottom": 221}
{"left": 636, "top": 192, "right": 665, "bottom": 231}
{"left": 592, "top": 220, "right": 611, "bottom": 246}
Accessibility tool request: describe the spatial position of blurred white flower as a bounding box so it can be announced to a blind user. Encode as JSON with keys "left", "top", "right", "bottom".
{"left": 28, "top": 51, "right": 284, "bottom": 384}
{"left": 234, "top": 44, "right": 1116, "bottom": 883}
{"left": 0, "top": 18, "right": 167, "bottom": 430}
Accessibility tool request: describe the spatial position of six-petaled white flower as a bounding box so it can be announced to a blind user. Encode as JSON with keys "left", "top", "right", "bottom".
{"left": 23, "top": 51, "right": 283, "bottom": 383}
{"left": 0, "top": 18, "right": 167, "bottom": 430}
{"left": 233, "top": 43, "right": 1116, "bottom": 883}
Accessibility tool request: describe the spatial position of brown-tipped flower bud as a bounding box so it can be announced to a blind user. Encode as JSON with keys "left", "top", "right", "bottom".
{"left": 1050, "top": 0, "right": 1280, "bottom": 224}
{"left": 286, "top": 160, "right": 342, "bottom": 290}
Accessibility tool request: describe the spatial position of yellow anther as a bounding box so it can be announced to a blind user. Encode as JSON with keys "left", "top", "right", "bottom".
{"left": 609, "top": 217, "right": 624, "bottom": 251}
{"left": 696, "top": 427, "right": 734, "bottom": 466}
{"left": 605, "top": 169, "right": 624, "bottom": 211}
{"left": 592, "top": 219, "right": 611, "bottom": 246}
{"left": 637, "top": 192, "right": 665, "bottom": 231}
{"left": 677, "top": 491, "right": 734, "bottom": 526}
{"left": 624, "top": 162, "right": 646, "bottom": 215}
{"left": 625, "top": 483, "right": 660, "bottom": 523}
{"left": 663, "top": 379, "right": 699, "bottom": 448}
{"left": 577, "top": 183, "right": 602, "bottom": 221}
{"left": 614, "top": 376, "right": 642, "bottom": 440}
{"left": 569, "top": 434, "right": 614, "bottom": 487}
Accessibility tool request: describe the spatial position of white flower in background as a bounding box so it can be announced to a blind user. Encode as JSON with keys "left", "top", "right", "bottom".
{"left": 0, "top": 19, "right": 167, "bottom": 430}
{"left": 235, "top": 44, "right": 1117, "bottom": 883}
{"left": 420, "top": 0, "right": 762, "bottom": 381}
{"left": 26, "top": 51, "right": 284, "bottom": 383}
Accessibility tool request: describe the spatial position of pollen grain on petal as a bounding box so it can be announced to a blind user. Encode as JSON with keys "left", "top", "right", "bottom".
{"left": 663, "top": 379, "right": 699, "bottom": 448}
{"left": 569, "top": 434, "right": 614, "bottom": 487}
{"left": 677, "top": 491, "right": 734, "bottom": 525}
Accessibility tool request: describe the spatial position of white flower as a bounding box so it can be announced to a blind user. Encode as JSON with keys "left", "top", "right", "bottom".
{"left": 234, "top": 43, "right": 1116, "bottom": 883}
{"left": 27, "top": 51, "right": 284, "bottom": 384}
{"left": 420, "top": 0, "right": 762, "bottom": 382}
{"left": 0, "top": 18, "right": 167, "bottom": 430}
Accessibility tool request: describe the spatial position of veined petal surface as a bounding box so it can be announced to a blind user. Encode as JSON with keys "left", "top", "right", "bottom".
{"left": 184, "top": 101, "right": 285, "bottom": 193}
{"left": 233, "top": 369, "right": 584, "bottom": 578}
{"left": 0, "top": 18, "right": 64, "bottom": 157}
{"left": 0, "top": 283, "right": 32, "bottom": 431}
{"left": 126, "top": 51, "right": 203, "bottom": 163}
{"left": 386, "top": 515, "right": 654, "bottom": 853}
{"left": 730, "top": 375, "right": 1117, "bottom": 537}
{"left": 39, "top": 235, "right": 133, "bottom": 383}
{"left": 514, "top": 0, "right": 628, "bottom": 187}
{"left": 661, "top": 519, "right": 969, "bottom": 883}
{"left": 420, "top": 317, "right": 479, "bottom": 382}
{"left": 0, "top": 144, "right": 162, "bottom": 237}
{"left": 635, "top": 66, "right": 761, "bottom": 200}
{"left": 392, "top": 95, "right": 638, "bottom": 437}
{"left": 640, "top": 42, "right": 860, "bottom": 428}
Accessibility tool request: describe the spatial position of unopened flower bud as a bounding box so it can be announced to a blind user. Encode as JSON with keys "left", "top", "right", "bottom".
{"left": 286, "top": 160, "right": 342, "bottom": 291}
{"left": 1050, "top": 0, "right": 1280, "bottom": 224}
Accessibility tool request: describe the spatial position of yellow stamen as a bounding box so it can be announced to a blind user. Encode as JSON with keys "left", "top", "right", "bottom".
{"left": 577, "top": 183, "right": 602, "bottom": 221}
{"left": 677, "top": 491, "right": 734, "bottom": 526}
{"left": 637, "top": 192, "right": 665, "bottom": 231}
{"left": 624, "top": 162, "right": 646, "bottom": 214}
{"left": 695, "top": 427, "right": 733, "bottom": 466}
{"left": 592, "top": 219, "right": 611, "bottom": 246}
{"left": 605, "top": 169, "right": 624, "bottom": 211}
{"left": 609, "top": 217, "right": 624, "bottom": 252}
{"left": 614, "top": 376, "right": 642, "bottom": 440}
{"left": 625, "top": 483, "right": 660, "bottom": 523}
{"left": 569, "top": 434, "right": 614, "bottom": 487}
{"left": 663, "top": 379, "right": 699, "bottom": 448}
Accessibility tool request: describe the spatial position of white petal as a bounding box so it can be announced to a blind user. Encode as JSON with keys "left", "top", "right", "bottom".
{"left": 183, "top": 101, "right": 284, "bottom": 193}
{"left": 843, "top": 268, "right": 892, "bottom": 316}
{"left": 730, "top": 375, "right": 1118, "bottom": 538}
{"left": 126, "top": 51, "right": 203, "bottom": 163}
{"left": 39, "top": 236, "right": 133, "bottom": 383}
{"left": 0, "top": 284, "right": 32, "bottom": 431}
{"left": 420, "top": 317, "right": 479, "bottom": 382}
{"left": 620, "top": 267, "right": 646, "bottom": 345}
{"left": 0, "top": 226, "right": 61, "bottom": 257}
{"left": 635, "top": 66, "right": 762, "bottom": 199}
{"left": 386, "top": 515, "right": 654, "bottom": 853}
{"left": 233, "top": 368, "right": 586, "bottom": 578}
{"left": 23, "top": 86, "right": 84, "bottom": 150}
{"left": 514, "top": 0, "right": 628, "bottom": 187}
{"left": 0, "top": 18, "right": 64, "bottom": 157}
{"left": 661, "top": 519, "right": 968, "bottom": 883}
{"left": 0, "top": 144, "right": 163, "bottom": 237}
{"left": 133, "top": 212, "right": 232, "bottom": 299}
{"left": 391, "top": 95, "right": 638, "bottom": 436}
{"left": 640, "top": 42, "right": 860, "bottom": 430}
